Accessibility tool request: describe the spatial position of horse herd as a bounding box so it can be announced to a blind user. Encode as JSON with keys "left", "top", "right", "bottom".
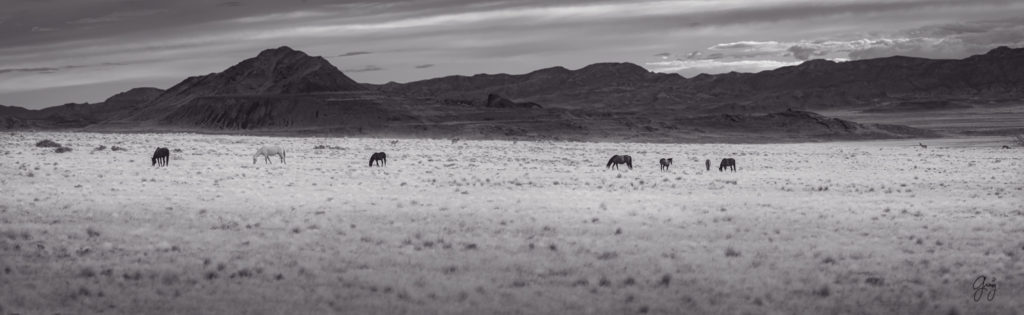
{"left": 152, "top": 146, "right": 738, "bottom": 172}
{"left": 607, "top": 155, "right": 737, "bottom": 172}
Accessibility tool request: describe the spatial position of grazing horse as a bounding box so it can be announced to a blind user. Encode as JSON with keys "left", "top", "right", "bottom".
{"left": 253, "top": 145, "right": 286, "bottom": 164}
{"left": 705, "top": 159, "right": 711, "bottom": 171}
{"left": 1002, "top": 145, "right": 1011, "bottom": 149}
{"left": 606, "top": 155, "right": 633, "bottom": 170}
{"left": 919, "top": 142, "right": 928, "bottom": 149}
{"left": 369, "top": 152, "right": 387, "bottom": 167}
{"left": 719, "top": 158, "right": 736, "bottom": 172}
{"left": 659, "top": 158, "right": 673, "bottom": 171}
{"left": 151, "top": 147, "right": 170, "bottom": 167}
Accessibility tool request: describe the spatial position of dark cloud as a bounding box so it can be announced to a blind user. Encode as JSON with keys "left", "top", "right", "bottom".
{"left": 342, "top": 65, "right": 383, "bottom": 73}
{"left": 414, "top": 64, "right": 434, "bottom": 69}
{"left": 786, "top": 46, "right": 817, "bottom": 60}
{"left": 0, "top": 67, "right": 60, "bottom": 75}
{"left": 0, "top": 62, "right": 126, "bottom": 75}
{"left": 704, "top": 53, "right": 725, "bottom": 60}
{"left": 66, "top": 9, "right": 167, "bottom": 25}
{"left": 333, "top": 51, "right": 372, "bottom": 58}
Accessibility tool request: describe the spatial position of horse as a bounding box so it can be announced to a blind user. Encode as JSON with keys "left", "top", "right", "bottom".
{"left": 369, "top": 152, "right": 387, "bottom": 167}
{"left": 719, "top": 158, "right": 736, "bottom": 172}
{"left": 705, "top": 159, "right": 711, "bottom": 171}
{"left": 919, "top": 142, "right": 928, "bottom": 149}
{"left": 151, "top": 147, "right": 170, "bottom": 167}
{"left": 606, "top": 155, "right": 633, "bottom": 170}
{"left": 659, "top": 158, "right": 673, "bottom": 171}
{"left": 253, "top": 145, "right": 286, "bottom": 164}
{"left": 1002, "top": 145, "right": 1011, "bottom": 149}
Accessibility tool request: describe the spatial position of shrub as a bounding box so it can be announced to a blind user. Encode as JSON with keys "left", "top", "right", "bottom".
{"left": 1015, "top": 134, "right": 1024, "bottom": 146}
{"left": 111, "top": 146, "right": 126, "bottom": 151}
{"left": 94, "top": 145, "right": 107, "bottom": 151}
{"left": 55, "top": 147, "right": 73, "bottom": 153}
{"left": 36, "top": 140, "right": 61, "bottom": 148}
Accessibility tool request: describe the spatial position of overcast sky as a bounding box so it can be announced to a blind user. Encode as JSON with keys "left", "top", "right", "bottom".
{"left": 1, "top": 0, "right": 1023, "bottom": 109}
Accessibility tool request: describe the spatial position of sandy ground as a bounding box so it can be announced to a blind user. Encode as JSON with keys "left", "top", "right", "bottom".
{"left": 1, "top": 132, "right": 1022, "bottom": 315}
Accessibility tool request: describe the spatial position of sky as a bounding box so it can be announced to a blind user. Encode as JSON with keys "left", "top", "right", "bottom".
{"left": 1, "top": 0, "right": 1023, "bottom": 109}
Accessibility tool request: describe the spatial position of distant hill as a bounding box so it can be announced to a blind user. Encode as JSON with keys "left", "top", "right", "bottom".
{"left": 3, "top": 46, "right": 1020, "bottom": 142}
{"left": 1, "top": 87, "right": 164, "bottom": 128}
{"left": 380, "top": 46, "right": 1024, "bottom": 113}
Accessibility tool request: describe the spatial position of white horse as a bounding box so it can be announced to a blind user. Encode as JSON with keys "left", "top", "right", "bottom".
{"left": 253, "top": 145, "right": 286, "bottom": 164}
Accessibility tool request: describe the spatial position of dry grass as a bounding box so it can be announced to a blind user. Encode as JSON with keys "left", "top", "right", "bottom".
{"left": 0, "top": 132, "right": 1021, "bottom": 315}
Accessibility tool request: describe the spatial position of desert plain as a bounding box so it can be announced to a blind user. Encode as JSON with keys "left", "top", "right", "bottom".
{"left": 0, "top": 132, "right": 1022, "bottom": 314}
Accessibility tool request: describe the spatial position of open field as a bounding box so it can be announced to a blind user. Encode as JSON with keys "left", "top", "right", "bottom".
{"left": 1, "top": 132, "right": 1022, "bottom": 314}
{"left": 823, "top": 104, "right": 1024, "bottom": 136}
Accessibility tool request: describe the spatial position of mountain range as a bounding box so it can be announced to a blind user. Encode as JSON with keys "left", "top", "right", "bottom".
{"left": 3, "top": 46, "right": 1022, "bottom": 142}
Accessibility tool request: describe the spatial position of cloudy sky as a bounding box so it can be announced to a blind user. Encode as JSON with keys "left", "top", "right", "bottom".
{"left": 1, "top": 0, "right": 1023, "bottom": 109}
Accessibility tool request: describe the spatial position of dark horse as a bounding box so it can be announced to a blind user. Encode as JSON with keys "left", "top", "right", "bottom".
{"left": 152, "top": 147, "right": 170, "bottom": 167}
{"left": 659, "top": 158, "right": 673, "bottom": 171}
{"left": 719, "top": 158, "right": 736, "bottom": 172}
{"left": 606, "top": 155, "right": 633, "bottom": 170}
{"left": 705, "top": 159, "right": 711, "bottom": 171}
{"left": 369, "top": 152, "right": 387, "bottom": 167}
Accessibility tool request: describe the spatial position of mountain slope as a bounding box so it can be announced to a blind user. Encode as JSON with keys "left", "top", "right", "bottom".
{"left": 377, "top": 62, "right": 685, "bottom": 109}
{"left": 126, "top": 46, "right": 365, "bottom": 121}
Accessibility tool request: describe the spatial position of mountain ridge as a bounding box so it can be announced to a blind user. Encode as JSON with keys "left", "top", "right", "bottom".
{"left": 1, "top": 46, "right": 1020, "bottom": 141}
{"left": 380, "top": 46, "right": 1024, "bottom": 112}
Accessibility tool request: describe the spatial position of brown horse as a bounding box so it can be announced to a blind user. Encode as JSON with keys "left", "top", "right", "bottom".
{"left": 659, "top": 158, "right": 673, "bottom": 171}
{"left": 607, "top": 155, "right": 632, "bottom": 170}
{"left": 369, "top": 152, "right": 387, "bottom": 167}
{"left": 152, "top": 147, "right": 170, "bottom": 167}
{"left": 719, "top": 158, "right": 736, "bottom": 172}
